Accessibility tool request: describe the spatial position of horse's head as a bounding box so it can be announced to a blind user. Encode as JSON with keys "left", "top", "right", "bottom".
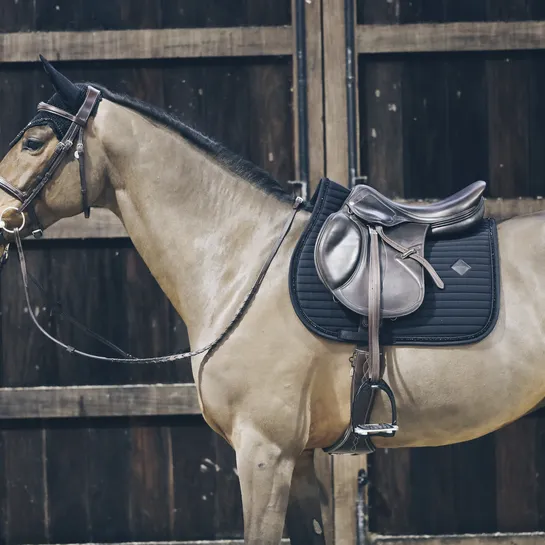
{"left": 0, "top": 57, "right": 109, "bottom": 247}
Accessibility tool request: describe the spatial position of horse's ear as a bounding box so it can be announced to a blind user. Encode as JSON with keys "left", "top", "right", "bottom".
{"left": 39, "top": 54, "right": 81, "bottom": 111}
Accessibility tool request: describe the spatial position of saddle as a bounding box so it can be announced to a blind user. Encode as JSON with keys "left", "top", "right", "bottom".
{"left": 314, "top": 180, "right": 486, "bottom": 450}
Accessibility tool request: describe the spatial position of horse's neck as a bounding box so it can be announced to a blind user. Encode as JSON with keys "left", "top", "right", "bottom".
{"left": 101, "top": 104, "right": 292, "bottom": 341}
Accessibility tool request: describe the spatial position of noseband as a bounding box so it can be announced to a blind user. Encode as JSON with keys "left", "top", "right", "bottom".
{"left": 0, "top": 86, "right": 101, "bottom": 238}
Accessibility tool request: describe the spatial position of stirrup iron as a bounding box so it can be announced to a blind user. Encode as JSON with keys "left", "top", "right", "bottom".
{"left": 354, "top": 379, "right": 398, "bottom": 437}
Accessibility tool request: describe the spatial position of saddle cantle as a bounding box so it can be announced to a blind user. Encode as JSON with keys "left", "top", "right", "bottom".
{"left": 344, "top": 181, "right": 486, "bottom": 234}
{"left": 289, "top": 178, "right": 500, "bottom": 455}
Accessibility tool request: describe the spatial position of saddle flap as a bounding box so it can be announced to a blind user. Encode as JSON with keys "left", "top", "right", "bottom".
{"left": 314, "top": 210, "right": 367, "bottom": 290}
{"left": 315, "top": 208, "right": 429, "bottom": 318}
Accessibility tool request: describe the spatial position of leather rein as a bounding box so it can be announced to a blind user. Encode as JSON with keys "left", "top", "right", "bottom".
{"left": 1, "top": 88, "right": 304, "bottom": 364}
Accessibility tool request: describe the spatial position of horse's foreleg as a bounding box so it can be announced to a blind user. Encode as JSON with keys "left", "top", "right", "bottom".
{"left": 235, "top": 427, "right": 297, "bottom": 545}
{"left": 285, "top": 449, "right": 326, "bottom": 545}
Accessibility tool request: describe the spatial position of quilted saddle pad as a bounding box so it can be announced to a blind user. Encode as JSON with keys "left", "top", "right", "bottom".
{"left": 289, "top": 178, "right": 501, "bottom": 346}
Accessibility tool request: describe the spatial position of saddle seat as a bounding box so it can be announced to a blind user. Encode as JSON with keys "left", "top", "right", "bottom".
{"left": 348, "top": 180, "right": 486, "bottom": 235}
{"left": 314, "top": 180, "right": 488, "bottom": 442}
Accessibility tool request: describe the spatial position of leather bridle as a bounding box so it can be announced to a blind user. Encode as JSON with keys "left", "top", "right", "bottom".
{"left": 0, "top": 86, "right": 101, "bottom": 238}
{"left": 0, "top": 84, "right": 305, "bottom": 363}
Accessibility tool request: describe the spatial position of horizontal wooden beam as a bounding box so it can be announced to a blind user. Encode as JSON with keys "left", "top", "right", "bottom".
{"left": 42, "top": 209, "right": 127, "bottom": 239}
{"left": 0, "top": 384, "right": 200, "bottom": 419}
{"left": 0, "top": 26, "right": 292, "bottom": 63}
{"left": 358, "top": 21, "right": 545, "bottom": 54}
{"left": 34, "top": 198, "right": 545, "bottom": 240}
{"left": 371, "top": 533, "right": 545, "bottom": 545}
{"left": 22, "top": 541, "right": 291, "bottom": 545}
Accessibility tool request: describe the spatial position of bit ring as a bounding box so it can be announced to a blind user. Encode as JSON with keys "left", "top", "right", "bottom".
{"left": 0, "top": 206, "right": 26, "bottom": 233}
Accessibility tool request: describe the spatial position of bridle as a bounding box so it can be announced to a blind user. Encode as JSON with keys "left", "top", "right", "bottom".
{"left": 0, "top": 86, "right": 101, "bottom": 238}
{"left": 0, "top": 84, "right": 304, "bottom": 364}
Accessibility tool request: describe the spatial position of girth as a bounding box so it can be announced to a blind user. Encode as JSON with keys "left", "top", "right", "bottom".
{"left": 0, "top": 86, "right": 101, "bottom": 237}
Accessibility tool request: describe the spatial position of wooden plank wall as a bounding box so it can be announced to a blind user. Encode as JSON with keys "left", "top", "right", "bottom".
{"left": 0, "top": 1, "right": 293, "bottom": 543}
{"left": 356, "top": 0, "right": 545, "bottom": 536}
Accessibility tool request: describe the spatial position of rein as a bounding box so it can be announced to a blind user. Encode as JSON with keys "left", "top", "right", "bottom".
{"left": 12, "top": 198, "right": 302, "bottom": 363}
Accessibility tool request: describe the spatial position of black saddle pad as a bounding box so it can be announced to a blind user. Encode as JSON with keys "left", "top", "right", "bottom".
{"left": 289, "top": 178, "right": 501, "bottom": 346}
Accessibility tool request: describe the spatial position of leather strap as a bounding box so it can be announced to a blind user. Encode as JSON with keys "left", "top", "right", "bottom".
{"left": 77, "top": 129, "right": 90, "bottom": 218}
{"left": 37, "top": 102, "right": 77, "bottom": 123}
{"left": 376, "top": 225, "right": 444, "bottom": 289}
{"left": 0, "top": 176, "right": 26, "bottom": 201}
{"left": 368, "top": 226, "right": 381, "bottom": 382}
{"left": 13, "top": 197, "right": 305, "bottom": 363}
{"left": 1, "top": 87, "right": 101, "bottom": 226}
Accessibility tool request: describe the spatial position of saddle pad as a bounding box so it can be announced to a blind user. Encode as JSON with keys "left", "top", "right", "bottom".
{"left": 289, "top": 178, "right": 501, "bottom": 346}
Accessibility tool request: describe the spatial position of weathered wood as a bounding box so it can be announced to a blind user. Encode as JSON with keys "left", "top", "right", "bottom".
{"left": 87, "top": 422, "right": 132, "bottom": 542}
{"left": 171, "top": 420, "right": 217, "bottom": 540}
{"left": 213, "top": 434, "right": 244, "bottom": 539}
{"left": 323, "top": 0, "right": 350, "bottom": 185}
{"left": 357, "top": 21, "right": 545, "bottom": 54}
{"left": 1, "top": 161, "right": 51, "bottom": 545}
{"left": 322, "top": 3, "right": 366, "bottom": 543}
{"left": 129, "top": 425, "right": 173, "bottom": 540}
{"left": 0, "top": 384, "right": 200, "bottom": 419}
{"left": 42, "top": 209, "right": 127, "bottom": 239}
{"left": 368, "top": 448, "right": 412, "bottom": 534}
{"left": 450, "top": 438, "right": 497, "bottom": 534}
{"left": 486, "top": 56, "right": 530, "bottom": 198}
{"left": 370, "top": 534, "right": 545, "bottom": 545}
{"left": 47, "top": 423, "right": 91, "bottom": 542}
{"left": 0, "top": 27, "right": 292, "bottom": 63}
{"left": 20, "top": 541, "right": 291, "bottom": 545}
{"left": 38, "top": 198, "right": 543, "bottom": 241}
{"left": 300, "top": 0, "right": 325, "bottom": 193}
{"left": 2, "top": 426, "right": 49, "bottom": 544}
{"left": 360, "top": 1, "right": 404, "bottom": 197}
{"left": 495, "top": 419, "right": 539, "bottom": 532}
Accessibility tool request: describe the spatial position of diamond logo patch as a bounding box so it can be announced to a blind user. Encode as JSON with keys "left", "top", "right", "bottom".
{"left": 451, "top": 259, "right": 471, "bottom": 276}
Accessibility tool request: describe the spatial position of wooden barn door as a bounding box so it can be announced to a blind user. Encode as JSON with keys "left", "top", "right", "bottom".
{"left": 352, "top": 0, "right": 545, "bottom": 542}
{"left": 0, "top": 2, "right": 296, "bottom": 544}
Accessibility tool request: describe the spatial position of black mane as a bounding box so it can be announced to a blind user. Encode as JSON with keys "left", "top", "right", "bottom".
{"left": 88, "top": 84, "right": 295, "bottom": 205}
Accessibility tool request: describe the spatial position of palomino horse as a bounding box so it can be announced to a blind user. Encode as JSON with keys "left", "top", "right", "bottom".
{"left": 0, "top": 59, "right": 544, "bottom": 545}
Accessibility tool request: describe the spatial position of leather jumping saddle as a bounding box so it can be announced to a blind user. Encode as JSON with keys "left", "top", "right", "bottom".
{"left": 313, "top": 180, "right": 487, "bottom": 449}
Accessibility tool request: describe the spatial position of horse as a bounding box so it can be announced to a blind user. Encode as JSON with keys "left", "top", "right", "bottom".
{"left": 0, "top": 58, "right": 544, "bottom": 545}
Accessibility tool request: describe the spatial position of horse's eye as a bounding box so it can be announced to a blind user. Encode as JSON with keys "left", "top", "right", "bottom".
{"left": 22, "top": 138, "right": 44, "bottom": 152}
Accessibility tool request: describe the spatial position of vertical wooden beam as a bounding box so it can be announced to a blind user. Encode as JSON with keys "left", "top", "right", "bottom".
{"left": 306, "top": 0, "right": 326, "bottom": 191}
{"left": 292, "top": 0, "right": 325, "bottom": 195}
{"left": 322, "top": 1, "right": 366, "bottom": 545}
{"left": 361, "top": 0, "right": 405, "bottom": 197}
{"left": 323, "top": 0, "right": 350, "bottom": 185}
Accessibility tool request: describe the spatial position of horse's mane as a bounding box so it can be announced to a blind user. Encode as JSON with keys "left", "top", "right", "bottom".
{"left": 87, "top": 83, "right": 296, "bottom": 205}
